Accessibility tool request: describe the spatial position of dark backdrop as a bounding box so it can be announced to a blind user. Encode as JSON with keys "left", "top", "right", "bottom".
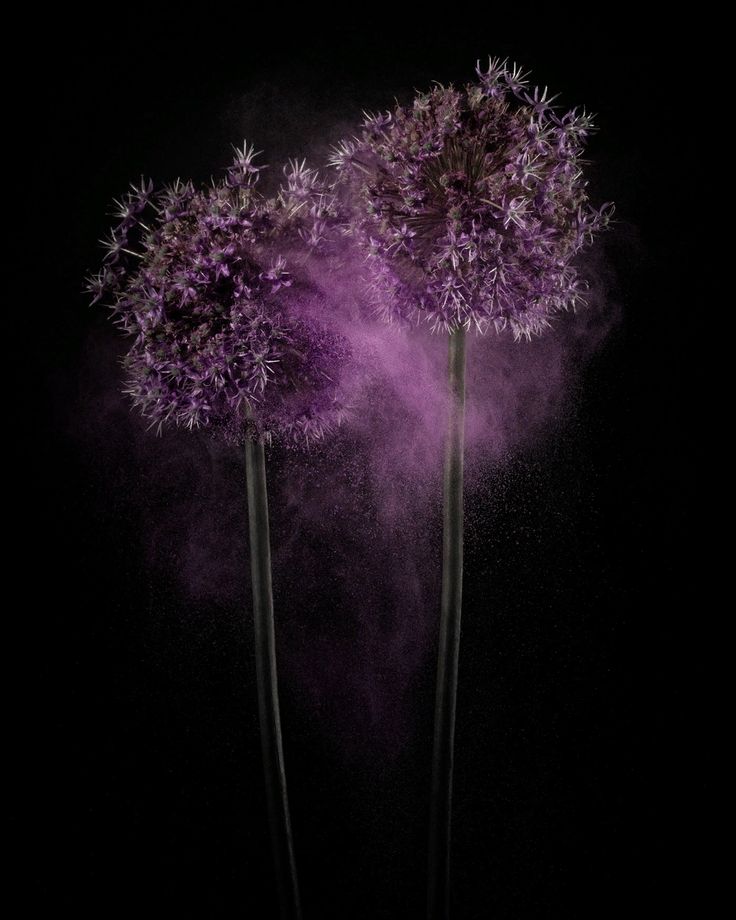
{"left": 26, "top": 16, "right": 685, "bottom": 920}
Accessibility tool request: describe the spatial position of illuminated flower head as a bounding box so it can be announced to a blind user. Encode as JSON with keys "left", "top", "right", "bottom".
{"left": 330, "top": 57, "right": 613, "bottom": 339}
{"left": 87, "top": 145, "right": 349, "bottom": 445}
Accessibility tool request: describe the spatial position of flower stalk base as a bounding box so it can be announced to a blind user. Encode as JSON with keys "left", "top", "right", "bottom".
{"left": 245, "top": 436, "right": 302, "bottom": 920}
{"left": 428, "top": 327, "right": 466, "bottom": 920}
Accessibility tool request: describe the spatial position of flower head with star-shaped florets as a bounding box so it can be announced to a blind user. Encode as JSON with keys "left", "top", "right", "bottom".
{"left": 86, "top": 145, "right": 350, "bottom": 446}
{"left": 329, "top": 58, "right": 613, "bottom": 339}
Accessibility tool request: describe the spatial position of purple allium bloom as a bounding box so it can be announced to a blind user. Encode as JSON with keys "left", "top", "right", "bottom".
{"left": 330, "top": 58, "right": 613, "bottom": 339}
{"left": 87, "top": 147, "right": 350, "bottom": 446}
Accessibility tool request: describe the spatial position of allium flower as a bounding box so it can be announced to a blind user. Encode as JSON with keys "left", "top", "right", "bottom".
{"left": 327, "top": 58, "right": 615, "bottom": 920}
{"left": 87, "top": 146, "right": 349, "bottom": 445}
{"left": 86, "top": 145, "right": 356, "bottom": 918}
{"left": 330, "top": 58, "right": 613, "bottom": 339}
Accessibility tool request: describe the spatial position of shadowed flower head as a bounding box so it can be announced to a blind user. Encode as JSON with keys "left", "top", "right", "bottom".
{"left": 330, "top": 57, "right": 613, "bottom": 338}
{"left": 87, "top": 146, "right": 349, "bottom": 445}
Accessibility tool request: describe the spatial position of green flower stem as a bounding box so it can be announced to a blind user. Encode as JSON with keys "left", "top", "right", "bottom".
{"left": 428, "top": 327, "right": 467, "bottom": 920}
{"left": 245, "top": 435, "right": 301, "bottom": 920}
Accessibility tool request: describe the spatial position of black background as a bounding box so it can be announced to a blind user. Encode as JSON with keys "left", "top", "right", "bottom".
{"left": 26, "top": 15, "right": 686, "bottom": 919}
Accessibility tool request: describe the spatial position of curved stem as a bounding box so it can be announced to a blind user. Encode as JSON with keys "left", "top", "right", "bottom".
{"left": 428, "top": 327, "right": 466, "bottom": 920}
{"left": 245, "top": 437, "right": 302, "bottom": 920}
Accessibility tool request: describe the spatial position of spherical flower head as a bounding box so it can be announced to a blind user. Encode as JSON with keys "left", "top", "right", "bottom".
{"left": 330, "top": 59, "right": 613, "bottom": 339}
{"left": 87, "top": 146, "right": 350, "bottom": 446}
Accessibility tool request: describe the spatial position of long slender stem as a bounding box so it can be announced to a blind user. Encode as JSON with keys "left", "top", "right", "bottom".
{"left": 245, "top": 436, "right": 302, "bottom": 920}
{"left": 428, "top": 327, "right": 467, "bottom": 920}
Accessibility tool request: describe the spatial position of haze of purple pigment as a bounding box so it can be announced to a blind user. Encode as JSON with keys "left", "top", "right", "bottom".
{"left": 81, "top": 62, "right": 617, "bottom": 759}
{"left": 76, "top": 280, "right": 617, "bottom": 758}
{"left": 263, "top": 290, "right": 618, "bottom": 760}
